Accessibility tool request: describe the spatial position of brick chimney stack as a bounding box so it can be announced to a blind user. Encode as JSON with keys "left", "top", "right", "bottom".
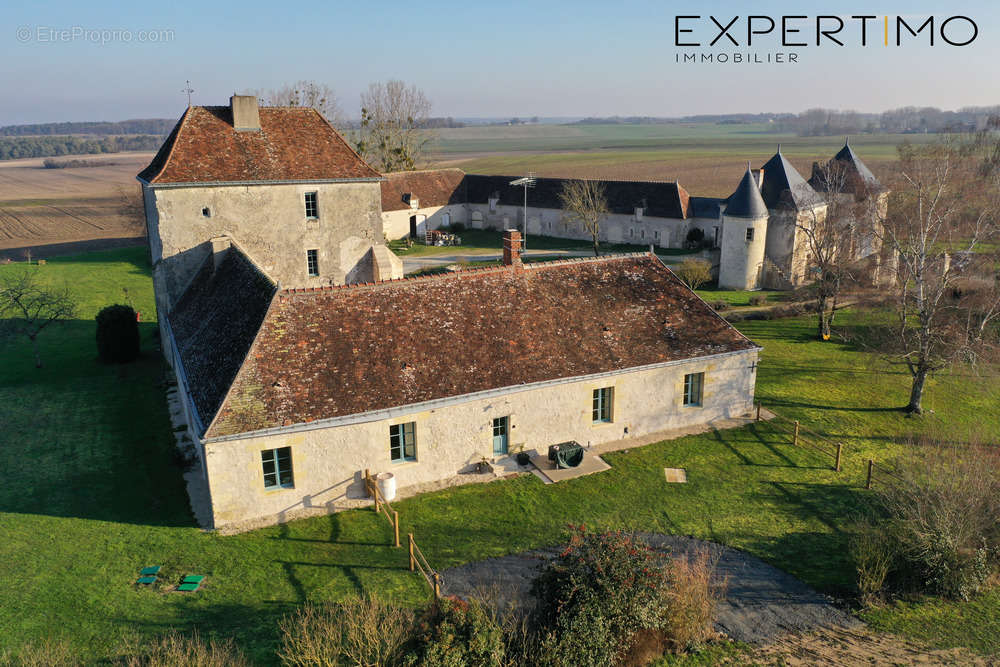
{"left": 502, "top": 229, "right": 523, "bottom": 270}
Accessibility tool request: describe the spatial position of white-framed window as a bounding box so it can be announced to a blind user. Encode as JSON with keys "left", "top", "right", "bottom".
{"left": 592, "top": 387, "right": 613, "bottom": 423}
{"left": 683, "top": 372, "right": 704, "bottom": 407}
{"left": 390, "top": 422, "right": 417, "bottom": 462}
{"left": 306, "top": 249, "right": 319, "bottom": 277}
{"left": 304, "top": 191, "right": 319, "bottom": 219}
{"left": 745, "top": 228, "right": 754, "bottom": 242}
{"left": 261, "top": 447, "right": 294, "bottom": 489}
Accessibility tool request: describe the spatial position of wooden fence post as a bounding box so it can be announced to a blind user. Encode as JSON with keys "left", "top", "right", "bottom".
{"left": 866, "top": 460, "right": 874, "bottom": 490}
{"left": 835, "top": 443, "right": 842, "bottom": 472}
{"left": 793, "top": 420, "right": 799, "bottom": 447}
{"left": 756, "top": 401, "right": 761, "bottom": 422}
{"left": 408, "top": 533, "right": 415, "bottom": 572}
{"left": 433, "top": 572, "right": 441, "bottom": 599}
{"left": 393, "top": 510, "right": 400, "bottom": 548}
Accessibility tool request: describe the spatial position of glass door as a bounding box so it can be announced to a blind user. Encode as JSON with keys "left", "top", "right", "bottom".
{"left": 492, "top": 416, "right": 509, "bottom": 456}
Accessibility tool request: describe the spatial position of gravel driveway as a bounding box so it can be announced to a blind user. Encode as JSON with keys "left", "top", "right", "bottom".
{"left": 439, "top": 533, "right": 860, "bottom": 645}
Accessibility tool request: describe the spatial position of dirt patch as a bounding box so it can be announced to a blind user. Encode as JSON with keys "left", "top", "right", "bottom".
{"left": 439, "top": 533, "right": 859, "bottom": 645}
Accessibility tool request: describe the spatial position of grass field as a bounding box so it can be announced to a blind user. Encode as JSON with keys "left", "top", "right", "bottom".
{"left": 428, "top": 123, "right": 937, "bottom": 197}
{"left": 1, "top": 248, "right": 998, "bottom": 664}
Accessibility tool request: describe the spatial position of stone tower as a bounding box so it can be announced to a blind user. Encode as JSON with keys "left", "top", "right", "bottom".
{"left": 718, "top": 165, "right": 769, "bottom": 290}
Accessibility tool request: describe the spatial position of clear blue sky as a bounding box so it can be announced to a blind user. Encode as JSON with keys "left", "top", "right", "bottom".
{"left": 2, "top": 0, "right": 997, "bottom": 124}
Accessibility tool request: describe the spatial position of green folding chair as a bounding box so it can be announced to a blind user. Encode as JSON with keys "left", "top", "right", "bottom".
{"left": 177, "top": 575, "right": 205, "bottom": 592}
{"left": 136, "top": 565, "right": 161, "bottom": 585}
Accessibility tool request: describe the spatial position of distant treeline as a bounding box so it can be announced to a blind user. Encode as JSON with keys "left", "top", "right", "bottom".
{"left": 773, "top": 106, "right": 1000, "bottom": 136}
{"left": 0, "top": 118, "right": 175, "bottom": 137}
{"left": 417, "top": 117, "right": 466, "bottom": 129}
{"left": 42, "top": 157, "right": 118, "bottom": 169}
{"left": 0, "top": 135, "right": 164, "bottom": 160}
{"left": 571, "top": 113, "right": 793, "bottom": 125}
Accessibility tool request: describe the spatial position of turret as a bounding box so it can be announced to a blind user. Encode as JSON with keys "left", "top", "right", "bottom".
{"left": 719, "top": 163, "right": 769, "bottom": 290}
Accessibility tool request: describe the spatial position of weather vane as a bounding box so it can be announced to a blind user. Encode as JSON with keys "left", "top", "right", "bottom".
{"left": 182, "top": 80, "right": 194, "bottom": 107}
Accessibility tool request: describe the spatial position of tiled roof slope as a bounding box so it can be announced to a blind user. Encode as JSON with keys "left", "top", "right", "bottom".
{"left": 138, "top": 106, "right": 380, "bottom": 184}
{"left": 463, "top": 175, "right": 691, "bottom": 219}
{"left": 169, "top": 249, "right": 277, "bottom": 431}
{"left": 725, "top": 167, "right": 769, "bottom": 218}
{"left": 208, "top": 255, "right": 756, "bottom": 437}
{"left": 381, "top": 169, "right": 467, "bottom": 211}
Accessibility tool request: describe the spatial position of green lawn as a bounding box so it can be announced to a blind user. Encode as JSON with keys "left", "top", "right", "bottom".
{"left": 1, "top": 249, "right": 998, "bottom": 663}
{"left": 694, "top": 287, "right": 781, "bottom": 308}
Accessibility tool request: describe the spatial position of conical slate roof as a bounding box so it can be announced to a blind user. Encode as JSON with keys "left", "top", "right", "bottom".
{"left": 833, "top": 140, "right": 881, "bottom": 189}
{"left": 725, "top": 165, "right": 768, "bottom": 218}
{"left": 809, "top": 138, "right": 882, "bottom": 194}
{"left": 759, "top": 148, "right": 819, "bottom": 209}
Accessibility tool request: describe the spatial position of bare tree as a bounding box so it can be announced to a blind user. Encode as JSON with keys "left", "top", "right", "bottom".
{"left": 253, "top": 80, "right": 346, "bottom": 129}
{"left": 0, "top": 269, "right": 76, "bottom": 368}
{"left": 798, "top": 161, "right": 865, "bottom": 340}
{"left": 558, "top": 180, "right": 609, "bottom": 257}
{"left": 869, "top": 138, "right": 1000, "bottom": 414}
{"left": 355, "top": 80, "right": 432, "bottom": 172}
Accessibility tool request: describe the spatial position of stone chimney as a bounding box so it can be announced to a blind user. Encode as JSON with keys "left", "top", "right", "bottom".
{"left": 230, "top": 95, "right": 260, "bottom": 131}
{"left": 502, "top": 229, "right": 523, "bottom": 270}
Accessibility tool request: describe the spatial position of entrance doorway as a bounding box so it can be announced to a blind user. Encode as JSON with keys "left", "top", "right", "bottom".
{"left": 492, "top": 416, "right": 509, "bottom": 456}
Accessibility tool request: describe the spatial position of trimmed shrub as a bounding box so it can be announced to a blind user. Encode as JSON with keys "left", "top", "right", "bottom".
{"left": 403, "top": 597, "right": 505, "bottom": 667}
{"left": 279, "top": 596, "right": 411, "bottom": 667}
{"left": 530, "top": 527, "right": 670, "bottom": 667}
{"left": 95, "top": 304, "right": 140, "bottom": 363}
{"left": 748, "top": 294, "right": 768, "bottom": 306}
{"left": 710, "top": 300, "right": 729, "bottom": 311}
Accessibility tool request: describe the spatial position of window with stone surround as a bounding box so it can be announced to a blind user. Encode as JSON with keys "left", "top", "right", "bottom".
{"left": 683, "top": 372, "right": 704, "bottom": 406}
{"left": 304, "top": 191, "right": 319, "bottom": 219}
{"left": 390, "top": 422, "right": 417, "bottom": 462}
{"left": 592, "top": 387, "right": 613, "bottom": 423}
{"left": 261, "top": 447, "right": 294, "bottom": 489}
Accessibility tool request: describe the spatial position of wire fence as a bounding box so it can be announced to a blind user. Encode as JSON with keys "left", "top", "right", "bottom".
{"left": 757, "top": 402, "right": 844, "bottom": 472}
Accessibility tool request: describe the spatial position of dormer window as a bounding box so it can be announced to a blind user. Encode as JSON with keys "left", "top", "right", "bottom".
{"left": 489, "top": 196, "right": 499, "bottom": 212}
{"left": 304, "top": 192, "right": 319, "bottom": 219}
{"left": 635, "top": 207, "right": 644, "bottom": 221}
{"left": 202, "top": 207, "right": 211, "bottom": 218}
{"left": 410, "top": 197, "right": 420, "bottom": 210}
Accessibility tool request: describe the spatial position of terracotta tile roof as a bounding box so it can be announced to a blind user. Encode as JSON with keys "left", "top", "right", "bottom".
{"left": 169, "top": 249, "right": 277, "bottom": 430}
{"left": 207, "top": 254, "right": 756, "bottom": 437}
{"left": 138, "top": 106, "right": 380, "bottom": 184}
{"left": 381, "top": 169, "right": 467, "bottom": 211}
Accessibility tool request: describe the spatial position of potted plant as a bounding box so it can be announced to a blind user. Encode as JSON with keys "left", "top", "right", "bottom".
{"left": 515, "top": 445, "right": 531, "bottom": 467}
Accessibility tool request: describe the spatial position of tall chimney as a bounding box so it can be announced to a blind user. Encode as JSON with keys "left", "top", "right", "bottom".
{"left": 230, "top": 95, "right": 260, "bottom": 131}
{"left": 502, "top": 229, "right": 523, "bottom": 270}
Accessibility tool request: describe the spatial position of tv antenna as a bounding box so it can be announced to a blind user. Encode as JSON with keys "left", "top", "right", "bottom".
{"left": 509, "top": 172, "right": 536, "bottom": 250}
{"left": 182, "top": 80, "right": 194, "bottom": 107}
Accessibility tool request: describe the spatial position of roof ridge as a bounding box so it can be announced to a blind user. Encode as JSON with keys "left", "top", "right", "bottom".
{"left": 385, "top": 167, "right": 467, "bottom": 176}
{"left": 278, "top": 253, "right": 655, "bottom": 298}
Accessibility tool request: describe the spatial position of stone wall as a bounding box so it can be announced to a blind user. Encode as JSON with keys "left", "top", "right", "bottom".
{"left": 202, "top": 349, "right": 758, "bottom": 530}
{"left": 145, "top": 180, "right": 393, "bottom": 310}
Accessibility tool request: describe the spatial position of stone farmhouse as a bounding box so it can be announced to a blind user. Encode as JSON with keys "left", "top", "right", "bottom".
{"left": 381, "top": 142, "right": 888, "bottom": 290}
{"left": 140, "top": 97, "right": 763, "bottom": 531}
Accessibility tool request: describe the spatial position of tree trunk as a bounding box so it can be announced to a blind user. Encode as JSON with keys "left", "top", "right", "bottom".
{"left": 906, "top": 368, "right": 927, "bottom": 414}
{"left": 31, "top": 335, "right": 42, "bottom": 368}
{"left": 816, "top": 294, "right": 830, "bottom": 340}
{"left": 593, "top": 236, "right": 600, "bottom": 257}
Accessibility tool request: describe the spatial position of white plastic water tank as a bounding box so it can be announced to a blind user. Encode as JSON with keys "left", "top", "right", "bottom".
{"left": 376, "top": 472, "right": 396, "bottom": 501}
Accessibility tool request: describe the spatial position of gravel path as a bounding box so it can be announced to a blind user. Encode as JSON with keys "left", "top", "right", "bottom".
{"left": 439, "top": 533, "right": 860, "bottom": 645}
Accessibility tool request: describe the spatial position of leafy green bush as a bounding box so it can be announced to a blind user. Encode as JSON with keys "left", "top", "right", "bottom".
{"left": 95, "top": 304, "right": 140, "bottom": 363}
{"left": 530, "top": 527, "right": 670, "bottom": 667}
{"left": 403, "top": 597, "right": 505, "bottom": 667}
